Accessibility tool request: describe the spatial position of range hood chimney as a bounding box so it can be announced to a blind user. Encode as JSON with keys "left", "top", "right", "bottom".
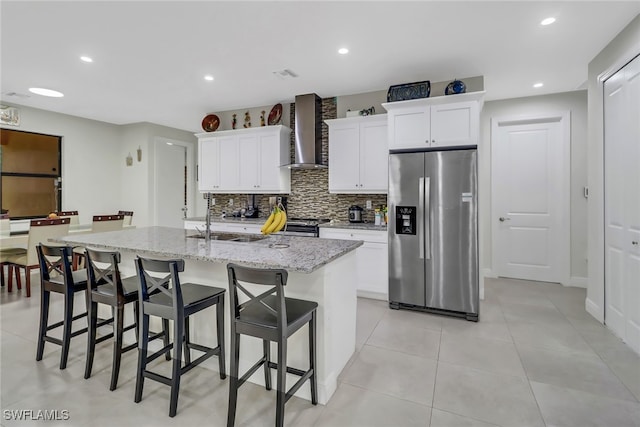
{"left": 288, "top": 93, "right": 326, "bottom": 169}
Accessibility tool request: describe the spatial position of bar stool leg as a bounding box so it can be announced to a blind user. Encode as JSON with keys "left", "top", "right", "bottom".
{"left": 162, "top": 319, "right": 171, "bottom": 361}
{"left": 309, "top": 313, "right": 318, "bottom": 405}
{"left": 275, "top": 339, "right": 287, "bottom": 427}
{"left": 110, "top": 305, "right": 125, "bottom": 391}
{"left": 263, "top": 340, "right": 271, "bottom": 390}
{"left": 227, "top": 332, "right": 240, "bottom": 427}
{"left": 216, "top": 297, "right": 226, "bottom": 379}
{"left": 134, "top": 312, "right": 149, "bottom": 404}
{"left": 169, "top": 319, "right": 184, "bottom": 418}
{"left": 183, "top": 316, "right": 191, "bottom": 365}
{"left": 60, "top": 291, "right": 74, "bottom": 369}
{"left": 84, "top": 299, "right": 98, "bottom": 379}
{"left": 36, "top": 289, "right": 51, "bottom": 361}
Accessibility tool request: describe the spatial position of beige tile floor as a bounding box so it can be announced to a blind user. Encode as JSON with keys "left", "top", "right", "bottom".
{"left": 1, "top": 276, "right": 639, "bottom": 426}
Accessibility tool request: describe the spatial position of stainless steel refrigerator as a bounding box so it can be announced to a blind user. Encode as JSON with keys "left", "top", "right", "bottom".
{"left": 388, "top": 148, "right": 479, "bottom": 321}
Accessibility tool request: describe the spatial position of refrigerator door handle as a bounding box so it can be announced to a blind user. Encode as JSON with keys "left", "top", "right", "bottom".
{"left": 419, "top": 177, "right": 425, "bottom": 259}
{"left": 424, "top": 176, "right": 431, "bottom": 260}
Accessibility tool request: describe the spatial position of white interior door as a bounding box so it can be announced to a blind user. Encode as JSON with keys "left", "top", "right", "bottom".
{"left": 491, "top": 113, "right": 570, "bottom": 284}
{"left": 605, "top": 54, "right": 640, "bottom": 353}
{"left": 155, "top": 140, "right": 188, "bottom": 228}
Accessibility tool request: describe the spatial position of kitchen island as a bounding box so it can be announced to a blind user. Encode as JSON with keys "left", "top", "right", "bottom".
{"left": 55, "top": 226, "right": 362, "bottom": 404}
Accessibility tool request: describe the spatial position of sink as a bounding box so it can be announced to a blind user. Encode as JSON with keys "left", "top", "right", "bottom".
{"left": 187, "top": 232, "right": 266, "bottom": 242}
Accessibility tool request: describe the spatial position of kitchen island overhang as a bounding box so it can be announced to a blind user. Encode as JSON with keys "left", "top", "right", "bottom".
{"left": 54, "top": 226, "right": 362, "bottom": 404}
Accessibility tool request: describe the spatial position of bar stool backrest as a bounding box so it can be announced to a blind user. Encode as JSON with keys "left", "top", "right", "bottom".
{"left": 36, "top": 244, "right": 74, "bottom": 286}
{"left": 227, "top": 263, "right": 289, "bottom": 333}
{"left": 92, "top": 215, "right": 124, "bottom": 233}
{"left": 27, "top": 218, "right": 70, "bottom": 266}
{"left": 85, "top": 248, "right": 125, "bottom": 302}
{"left": 135, "top": 257, "right": 185, "bottom": 320}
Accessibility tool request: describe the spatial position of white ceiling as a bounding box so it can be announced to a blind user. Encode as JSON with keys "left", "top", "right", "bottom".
{"left": 2, "top": 1, "right": 639, "bottom": 133}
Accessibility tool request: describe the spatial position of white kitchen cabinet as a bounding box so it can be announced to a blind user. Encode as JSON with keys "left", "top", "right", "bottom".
{"left": 326, "top": 114, "right": 388, "bottom": 193}
{"left": 382, "top": 92, "right": 484, "bottom": 150}
{"left": 319, "top": 227, "right": 388, "bottom": 300}
{"left": 198, "top": 135, "right": 240, "bottom": 191}
{"left": 196, "top": 125, "right": 291, "bottom": 193}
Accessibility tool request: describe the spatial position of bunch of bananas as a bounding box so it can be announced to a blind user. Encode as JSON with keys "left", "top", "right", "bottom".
{"left": 261, "top": 205, "right": 287, "bottom": 235}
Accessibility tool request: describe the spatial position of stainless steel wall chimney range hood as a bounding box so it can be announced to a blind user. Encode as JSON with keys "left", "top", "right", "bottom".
{"left": 287, "top": 93, "right": 327, "bottom": 169}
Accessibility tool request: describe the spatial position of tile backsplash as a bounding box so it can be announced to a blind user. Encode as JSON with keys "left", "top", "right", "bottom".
{"left": 207, "top": 96, "right": 388, "bottom": 222}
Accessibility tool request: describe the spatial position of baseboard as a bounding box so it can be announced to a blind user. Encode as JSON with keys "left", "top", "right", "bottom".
{"left": 568, "top": 276, "right": 588, "bottom": 288}
{"left": 357, "top": 290, "right": 388, "bottom": 301}
{"left": 585, "top": 297, "right": 604, "bottom": 323}
{"left": 483, "top": 268, "right": 497, "bottom": 279}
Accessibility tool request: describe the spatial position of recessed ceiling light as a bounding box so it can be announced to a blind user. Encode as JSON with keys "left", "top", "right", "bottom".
{"left": 533, "top": 82, "right": 544, "bottom": 88}
{"left": 28, "top": 87, "right": 64, "bottom": 97}
{"left": 80, "top": 56, "right": 93, "bottom": 63}
{"left": 338, "top": 47, "right": 349, "bottom": 55}
{"left": 204, "top": 75, "right": 214, "bottom": 81}
{"left": 540, "top": 17, "right": 556, "bottom": 26}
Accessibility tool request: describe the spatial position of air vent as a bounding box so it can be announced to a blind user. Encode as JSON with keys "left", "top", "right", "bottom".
{"left": 2, "top": 91, "right": 30, "bottom": 98}
{"left": 272, "top": 69, "right": 298, "bottom": 80}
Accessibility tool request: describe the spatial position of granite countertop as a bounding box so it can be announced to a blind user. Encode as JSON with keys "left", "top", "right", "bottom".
{"left": 320, "top": 221, "right": 387, "bottom": 231}
{"left": 54, "top": 226, "right": 362, "bottom": 274}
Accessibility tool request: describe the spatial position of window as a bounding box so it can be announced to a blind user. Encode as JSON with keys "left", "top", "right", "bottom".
{"left": 0, "top": 129, "right": 61, "bottom": 219}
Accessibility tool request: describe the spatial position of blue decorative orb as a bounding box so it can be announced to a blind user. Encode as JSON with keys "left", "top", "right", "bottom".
{"left": 445, "top": 79, "right": 466, "bottom": 95}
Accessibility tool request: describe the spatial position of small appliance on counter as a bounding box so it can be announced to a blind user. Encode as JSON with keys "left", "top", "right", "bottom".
{"left": 348, "top": 205, "right": 363, "bottom": 223}
{"left": 244, "top": 194, "right": 260, "bottom": 218}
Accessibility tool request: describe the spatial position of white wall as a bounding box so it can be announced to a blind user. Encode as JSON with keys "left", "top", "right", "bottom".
{"left": 1, "top": 103, "right": 122, "bottom": 224}
{"left": 1, "top": 103, "right": 196, "bottom": 226}
{"left": 587, "top": 15, "right": 640, "bottom": 322}
{"left": 481, "top": 91, "right": 589, "bottom": 285}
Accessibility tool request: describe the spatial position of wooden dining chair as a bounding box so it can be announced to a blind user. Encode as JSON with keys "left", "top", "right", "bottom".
{"left": 118, "top": 211, "right": 134, "bottom": 226}
{"left": 0, "top": 213, "right": 27, "bottom": 287}
{"left": 57, "top": 210, "right": 80, "bottom": 225}
{"left": 73, "top": 214, "right": 125, "bottom": 269}
{"left": 5, "top": 218, "right": 71, "bottom": 297}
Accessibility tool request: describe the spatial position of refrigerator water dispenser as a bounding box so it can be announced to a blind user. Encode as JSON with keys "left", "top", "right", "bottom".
{"left": 395, "top": 206, "right": 416, "bottom": 235}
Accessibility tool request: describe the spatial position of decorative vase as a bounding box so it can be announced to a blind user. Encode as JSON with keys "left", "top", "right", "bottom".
{"left": 445, "top": 79, "right": 466, "bottom": 95}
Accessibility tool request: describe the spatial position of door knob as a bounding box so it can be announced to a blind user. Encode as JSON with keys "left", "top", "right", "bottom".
{"left": 499, "top": 217, "right": 511, "bottom": 222}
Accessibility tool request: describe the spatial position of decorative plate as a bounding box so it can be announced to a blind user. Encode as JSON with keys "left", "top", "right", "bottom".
{"left": 387, "top": 80, "right": 430, "bottom": 102}
{"left": 201, "top": 114, "right": 220, "bottom": 132}
{"left": 268, "top": 103, "right": 283, "bottom": 125}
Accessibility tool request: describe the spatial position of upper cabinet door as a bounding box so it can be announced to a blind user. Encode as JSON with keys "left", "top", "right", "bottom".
{"left": 431, "top": 100, "right": 479, "bottom": 147}
{"left": 238, "top": 135, "right": 259, "bottom": 190}
{"left": 388, "top": 106, "right": 430, "bottom": 150}
{"left": 198, "top": 138, "right": 219, "bottom": 191}
{"left": 257, "top": 133, "right": 280, "bottom": 191}
{"left": 329, "top": 123, "right": 360, "bottom": 192}
{"left": 359, "top": 119, "right": 388, "bottom": 192}
{"left": 217, "top": 135, "right": 240, "bottom": 190}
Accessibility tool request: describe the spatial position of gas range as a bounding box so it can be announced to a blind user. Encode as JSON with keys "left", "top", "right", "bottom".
{"left": 282, "top": 218, "right": 330, "bottom": 237}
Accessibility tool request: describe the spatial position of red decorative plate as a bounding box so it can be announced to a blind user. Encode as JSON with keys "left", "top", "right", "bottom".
{"left": 201, "top": 114, "right": 220, "bottom": 132}
{"left": 267, "top": 103, "right": 283, "bottom": 125}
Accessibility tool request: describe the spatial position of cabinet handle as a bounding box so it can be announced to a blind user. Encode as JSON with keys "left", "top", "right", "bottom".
{"left": 633, "top": 241, "right": 639, "bottom": 245}
{"left": 432, "top": 139, "right": 435, "bottom": 143}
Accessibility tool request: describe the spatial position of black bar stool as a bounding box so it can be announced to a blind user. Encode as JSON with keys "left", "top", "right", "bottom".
{"left": 35, "top": 244, "right": 91, "bottom": 369}
{"left": 134, "top": 256, "right": 226, "bottom": 417}
{"left": 226, "top": 263, "right": 318, "bottom": 427}
{"left": 84, "top": 248, "right": 170, "bottom": 390}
